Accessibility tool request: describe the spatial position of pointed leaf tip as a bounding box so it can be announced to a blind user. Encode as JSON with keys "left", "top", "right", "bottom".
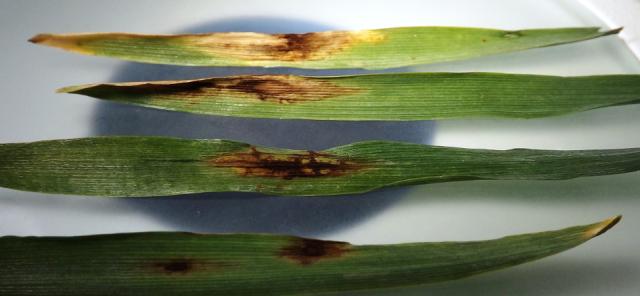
{"left": 603, "top": 27, "right": 623, "bottom": 36}
{"left": 27, "top": 33, "right": 92, "bottom": 54}
{"left": 585, "top": 215, "right": 622, "bottom": 239}
{"left": 28, "top": 33, "right": 48, "bottom": 43}
{"left": 56, "top": 85, "right": 84, "bottom": 93}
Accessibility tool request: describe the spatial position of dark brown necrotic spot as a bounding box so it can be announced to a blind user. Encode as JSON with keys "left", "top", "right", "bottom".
{"left": 265, "top": 31, "right": 384, "bottom": 61}
{"left": 150, "top": 258, "right": 231, "bottom": 275}
{"left": 206, "top": 32, "right": 343, "bottom": 62}
{"left": 75, "top": 75, "right": 359, "bottom": 105}
{"left": 211, "top": 147, "right": 364, "bottom": 180}
{"left": 153, "top": 258, "right": 195, "bottom": 275}
{"left": 270, "top": 33, "right": 334, "bottom": 61}
{"left": 279, "top": 237, "right": 351, "bottom": 265}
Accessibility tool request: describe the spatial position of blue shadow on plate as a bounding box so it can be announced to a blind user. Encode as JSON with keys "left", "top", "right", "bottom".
{"left": 92, "top": 17, "right": 436, "bottom": 236}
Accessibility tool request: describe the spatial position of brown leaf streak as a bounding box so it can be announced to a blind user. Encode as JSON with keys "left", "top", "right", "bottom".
{"left": 74, "top": 75, "right": 360, "bottom": 105}
{"left": 187, "top": 30, "right": 385, "bottom": 61}
{"left": 279, "top": 237, "right": 352, "bottom": 265}
{"left": 221, "top": 75, "right": 359, "bottom": 104}
{"left": 210, "top": 147, "right": 364, "bottom": 180}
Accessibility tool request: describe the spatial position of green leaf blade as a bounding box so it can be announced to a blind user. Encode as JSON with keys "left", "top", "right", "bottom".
{"left": 0, "top": 216, "right": 621, "bottom": 295}
{"left": 1, "top": 137, "right": 639, "bottom": 197}
{"left": 30, "top": 27, "right": 620, "bottom": 69}
{"left": 59, "top": 73, "right": 640, "bottom": 121}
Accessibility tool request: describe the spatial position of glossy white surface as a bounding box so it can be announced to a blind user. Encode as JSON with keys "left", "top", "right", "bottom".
{"left": 1, "top": 1, "right": 639, "bottom": 295}
{"left": 582, "top": 0, "right": 640, "bottom": 60}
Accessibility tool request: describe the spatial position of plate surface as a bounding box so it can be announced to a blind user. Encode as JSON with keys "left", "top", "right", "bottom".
{"left": 1, "top": 0, "right": 639, "bottom": 295}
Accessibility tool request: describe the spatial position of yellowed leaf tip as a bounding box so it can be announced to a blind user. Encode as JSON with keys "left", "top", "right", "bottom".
{"left": 584, "top": 215, "right": 622, "bottom": 239}
{"left": 56, "top": 83, "right": 107, "bottom": 93}
{"left": 28, "top": 33, "right": 51, "bottom": 44}
{"left": 56, "top": 85, "right": 87, "bottom": 93}
{"left": 604, "top": 27, "right": 623, "bottom": 36}
{"left": 28, "top": 33, "right": 93, "bottom": 54}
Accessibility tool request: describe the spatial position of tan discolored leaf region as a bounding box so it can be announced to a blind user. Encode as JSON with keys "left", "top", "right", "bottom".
{"left": 30, "top": 27, "right": 621, "bottom": 69}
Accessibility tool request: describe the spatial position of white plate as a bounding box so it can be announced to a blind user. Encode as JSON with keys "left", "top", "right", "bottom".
{"left": 1, "top": 1, "right": 639, "bottom": 295}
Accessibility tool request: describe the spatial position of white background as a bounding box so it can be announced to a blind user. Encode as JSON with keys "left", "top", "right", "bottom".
{"left": 1, "top": 0, "right": 639, "bottom": 295}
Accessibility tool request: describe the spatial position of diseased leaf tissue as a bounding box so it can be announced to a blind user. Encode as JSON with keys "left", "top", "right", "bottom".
{"left": 30, "top": 27, "right": 620, "bottom": 68}
{"left": 1, "top": 137, "right": 639, "bottom": 197}
{"left": 0, "top": 216, "right": 621, "bottom": 295}
{"left": 58, "top": 73, "right": 640, "bottom": 120}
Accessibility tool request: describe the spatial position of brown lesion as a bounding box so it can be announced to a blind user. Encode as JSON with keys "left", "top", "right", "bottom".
{"left": 30, "top": 30, "right": 386, "bottom": 62}
{"left": 149, "top": 258, "right": 232, "bottom": 275}
{"left": 61, "top": 75, "right": 360, "bottom": 105}
{"left": 187, "top": 30, "right": 386, "bottom": 61}
{"left": 279, "top": 237, "right": 352, "bottom": 265}
{"left": 220, "top": 75, "right": 360, "bottom": 104}
{"left": 210, "top": 146, "right": 365, "bottom": 180}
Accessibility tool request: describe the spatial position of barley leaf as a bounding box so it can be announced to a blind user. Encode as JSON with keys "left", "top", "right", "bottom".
{"left": 30, "top": 27, "right": 620, "bottom": 69}
{"left": 59, "top": 73, "right": 640, "bottom": 121}
{"left": 1, "top": 137, "right": 639, "bottom": 197}
{"left": 0, "top": 216, "right": 621, "bottom": 295}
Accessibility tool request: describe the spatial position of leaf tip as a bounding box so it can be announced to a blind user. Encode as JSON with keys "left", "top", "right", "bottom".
{"left": 56, "top": 85, "right": 79, "bottom": 94}
{"left": 603, "top": 27, "right": 623, "bottom": 36}
{"left": 28, "top": 33, "right": 51, "bottom": 44}
{"left": 584, "top": 215, "right": 622, "bottom": 239}
{"left": 28, "top": 33, "right": 93, "bottom": 54}
{"left": 57, "top": 83, "right": 99, "bottom": 94}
